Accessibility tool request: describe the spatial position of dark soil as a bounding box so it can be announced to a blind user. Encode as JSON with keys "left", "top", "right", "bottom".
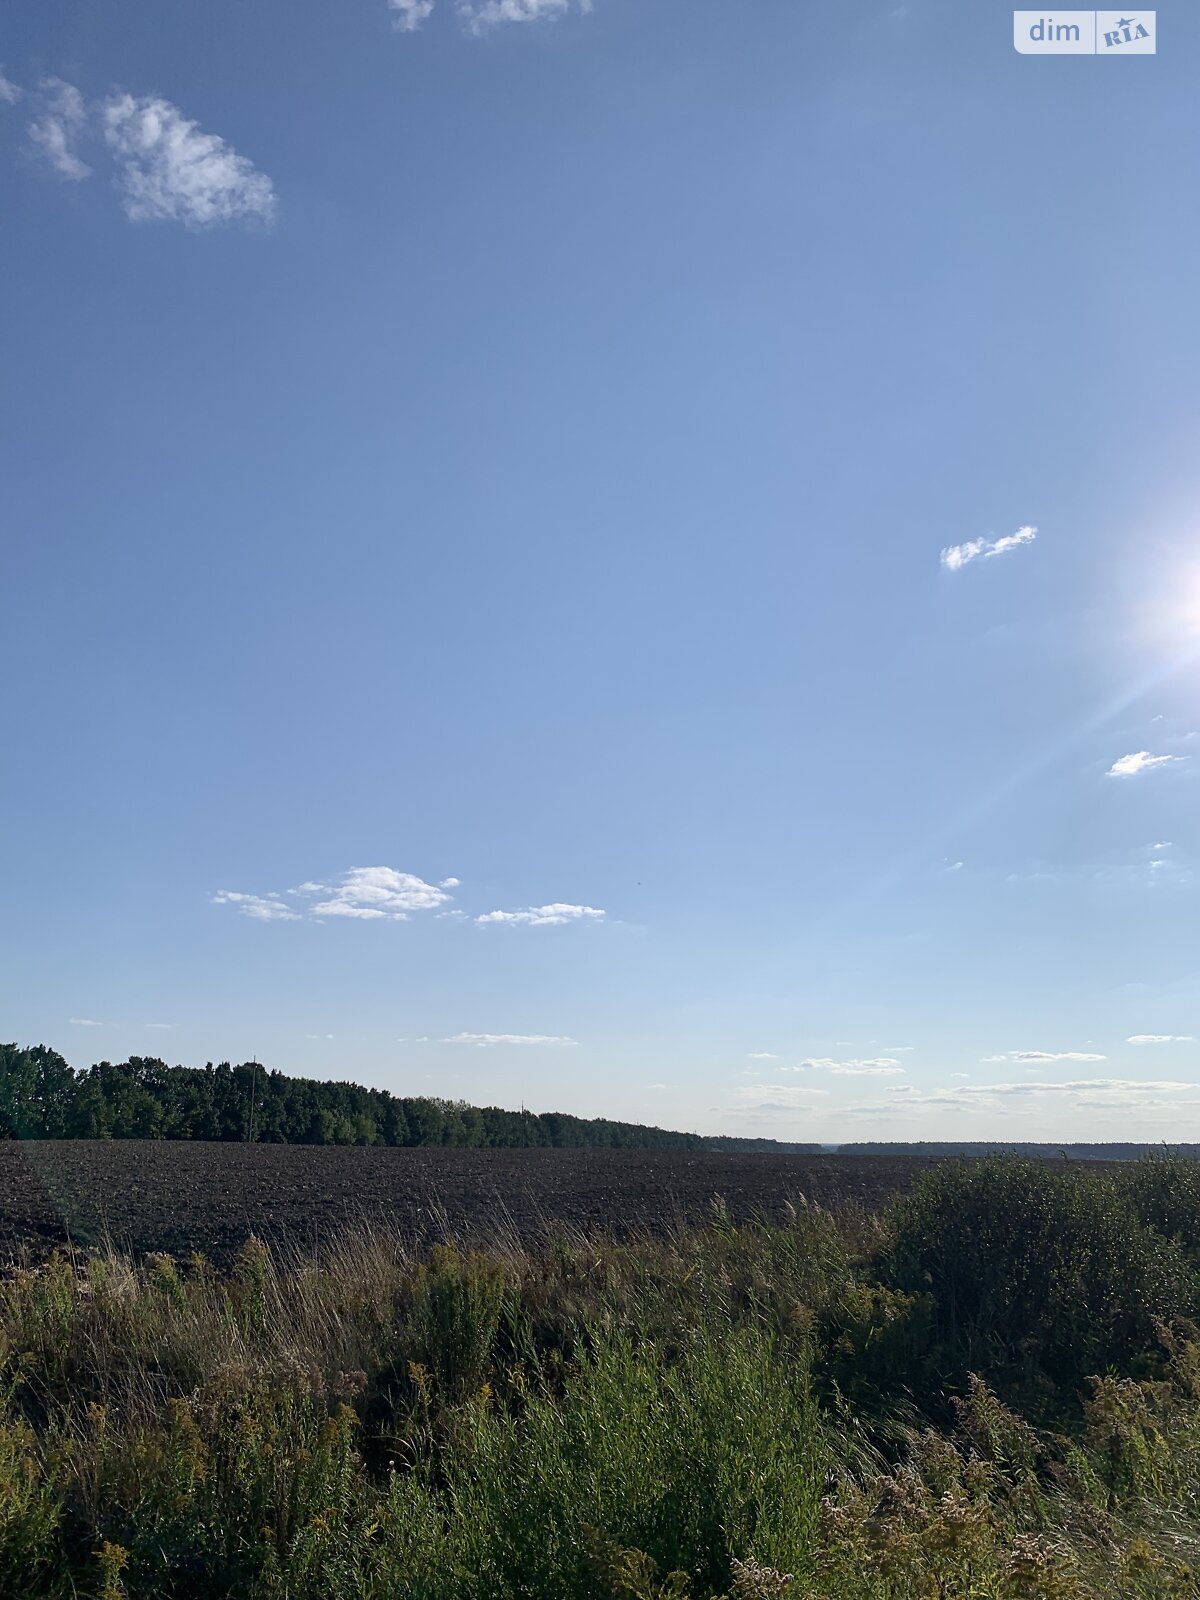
{"left": 0, "top": 1143, "right": 939, "bottom": 1264}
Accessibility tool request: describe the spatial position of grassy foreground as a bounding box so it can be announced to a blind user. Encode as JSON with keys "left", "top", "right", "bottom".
{"left": 4, "top": 1157, "right": 1200, "bottom": 1598}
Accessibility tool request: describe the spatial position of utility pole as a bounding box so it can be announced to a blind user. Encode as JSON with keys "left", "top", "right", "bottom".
{"left": 246, "top": 1057, "right": 260, "bottom": 1144}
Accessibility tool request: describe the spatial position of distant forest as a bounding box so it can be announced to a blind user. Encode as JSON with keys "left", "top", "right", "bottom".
{"left": 0, "top": 1044, "right": 817, "bottom": 1152}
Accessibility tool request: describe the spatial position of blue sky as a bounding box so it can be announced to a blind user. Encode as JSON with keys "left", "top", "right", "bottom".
{"left": 3, "top": 0, "right": 1199, "bottom": 1141}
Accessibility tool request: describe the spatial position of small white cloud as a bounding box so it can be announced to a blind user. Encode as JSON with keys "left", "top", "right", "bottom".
{"left": 747, "top": 1052, "right": 779, "bottom": 1060}
{"left": 305, "top": 1033, "right": 335, "bottom": 1040}
{"left": 941, "top": 524, "right": 1036, "bottom": 571}
{"left": 791, "top": 1057, "right": 905, "bottom": 1076}
{"left": 27, "top": 78, "right": 91, "bottom": 180}
{"left": 0, "top": 68, "right": 21, "bottom": 105}
{"left": 477, "top": 902, "right": 605, "bottom": 927}
{"left": 440, "top": 877, "right": 461, "bottom": 888}
{"left": 458, "top": 0, "right": 592, "bottom": 34}
{"left": 1107, "top": 751, "right": 1179, "bottom": 777}
{"left": 103, "top": 93, "right": 276, "bottom": 227}
{"left": 1128, "top": 1034, "right": 1194, "bottom": 1044}
{"left": 442, "top": 1032, "right": 578, "bottom": 1047}
{"left": 212, "top": 891, "right": 302, "bottom": 922}
{"left": 389, "top": 0, "right": 437, "bottom": 28}
{"left": 70, "top": 1017, "right": 102, "bottom": 1027}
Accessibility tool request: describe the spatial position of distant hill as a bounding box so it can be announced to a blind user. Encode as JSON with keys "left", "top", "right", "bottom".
{"left": 0, "top": 1043, "right": 821, "bottom": 1153}
{"left": 832, "top": 1141, "right": 1200, "bottom": 1161}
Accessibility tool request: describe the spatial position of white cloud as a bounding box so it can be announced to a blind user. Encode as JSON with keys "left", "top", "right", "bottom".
{"left": 103, "top": 93, "right": 276, "bottom": 227}
{"left": 442, "top": 1032, "right": 578, "bottom": 1047}
{"left": 941, "top": 524, "right": 1037, "bottom": 571}
{"left": 1107, "top": 751, "right": 1179, "bottom": 778}
{"left": 212, "top": 891, "right": 301, "bottom": 922}
{"left": 458, "top": 0, "right": 591, "bottom": 34}
{"left": 70, "top": 1017, "right": 103, "bottom": 1027}
{"left": 0, "top": 69, "right": 21, "bottom": 105}
{"left": 747, "top": 1052, "right": 779, "bottom": 1060}
{"left": 790, "top": 1057, "right": 905, "bottom": 1076}
{"left": 389, "top": 0, "right": 437, "bottom": 27}
{"left": 1128, "top": 1034, "right": 1194, "bottom": 1044}
{"left": 27, "top": 79, "right": 91, "bottom": 181}
{"left": 477, "top": 902, "right": 605, "bottom": 927}
{"left": 218, "top": 871, "right": 603, "bottom": 929}
{"left": 294, "top": 867, "right": 454, "bottom": 920}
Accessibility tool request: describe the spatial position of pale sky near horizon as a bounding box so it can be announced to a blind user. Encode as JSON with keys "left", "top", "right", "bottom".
{"left": 4, "top": 1, "right": 1200, "bottom": 1142}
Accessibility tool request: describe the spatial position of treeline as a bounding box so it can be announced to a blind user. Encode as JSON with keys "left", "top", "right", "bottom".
{"left": 837, "top": 1139, "right": 1200, "bottom": 1160}
{"left": 0, "top": 1044, "right": 815, "bottom": 1152}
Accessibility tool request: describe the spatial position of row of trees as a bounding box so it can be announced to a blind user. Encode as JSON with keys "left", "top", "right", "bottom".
{"left": 0, "top": 1044, "right": 813, "bottom": 1151}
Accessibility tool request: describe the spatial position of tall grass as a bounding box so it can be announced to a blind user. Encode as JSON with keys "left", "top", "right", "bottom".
{"left": 1, "top": 1158, "right": 1199, "bottom": 1597}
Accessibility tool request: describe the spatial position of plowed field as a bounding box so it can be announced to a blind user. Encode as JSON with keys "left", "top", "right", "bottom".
{"left": 0, "top": 1142, "right": 938, "bottom": 1263}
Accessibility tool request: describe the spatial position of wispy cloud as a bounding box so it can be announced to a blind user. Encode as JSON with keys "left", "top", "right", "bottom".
{"left": 69, "top": 1017, "right": 103, "bottom": 1027}
{"left": 790, "top": 1057, "right": 905, "bottom": 1076}
{"left": 736, "top": 1084, "right": 831, "bottom": 1107}
{"left": 458, "top": 0, "right": 592, "bottom": 35}
{"left": 1107, "top": 751, "right": 1180, "bottom": 778}
{"left": 27, "top": 78, "right": 91, "bottom": 180}
{"left": 389, "top": 0, "right": 437, "bottom": 27}
{"left": 983, "top": 1050, "right": 1106, "bottom": 1064}
{"left": 212, "top": 891, "right": 302, "bottom": 923}
{"left": 963, "top": 1078, "right": 1191, "bottom": 1099}
{"left": 477, "top": 903, "right": 605, "bottom": 927}
{"left": 940, "top": 524, "right": 1037, "bottom": 571}
{"left": 0, "top": 68, "right": 22, "bottom": 105}
{"left": 1128, "top": 1034, "right": 1194, "bottom": 1044}
{"left": 747, "top": 1052, "right": 779, "bottom": 1060}
{"left": 103, "top": 94, "right": 276, "bottom": 226}
{"left": 442, "top": 1032, "right": 578, "bottom": 1047}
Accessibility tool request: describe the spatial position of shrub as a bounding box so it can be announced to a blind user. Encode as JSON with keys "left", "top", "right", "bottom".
{"left": 881, "top": 1157, "right": 1199, "bottom": 1395}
